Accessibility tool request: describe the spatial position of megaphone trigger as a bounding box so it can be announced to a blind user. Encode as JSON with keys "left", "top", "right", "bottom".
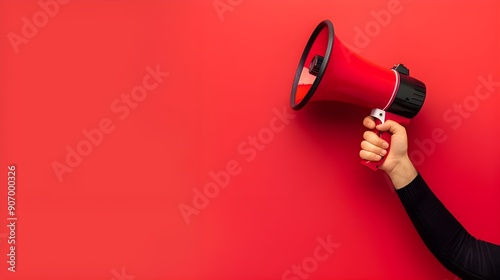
{"left": 370, "top": 108, "right": 386, "bottom": 126}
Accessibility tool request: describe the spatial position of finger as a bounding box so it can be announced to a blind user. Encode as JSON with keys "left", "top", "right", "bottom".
{"left": 362, "top": 116, "right": 376, "bottom": 129}
{"left": 359, "top": 149, "right": 382, "bottom": 162}
{"left": 361, "top": 140, "right": 387, "bottom": 157}
{"left": 363, "top": 131, "right": 389, "bottom": 149}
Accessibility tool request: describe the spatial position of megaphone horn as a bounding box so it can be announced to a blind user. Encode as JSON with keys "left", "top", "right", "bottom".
{"left": 290, "top": 20, "right": 426, "bottom": 171}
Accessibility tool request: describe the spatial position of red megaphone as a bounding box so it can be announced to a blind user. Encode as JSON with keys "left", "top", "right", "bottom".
{"left": 291, "top": 20, "right": 426, "bottom": 170}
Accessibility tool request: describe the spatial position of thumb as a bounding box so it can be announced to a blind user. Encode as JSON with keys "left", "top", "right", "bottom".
{"left": 375, "top": 120, "right": 404, "bottom": 135}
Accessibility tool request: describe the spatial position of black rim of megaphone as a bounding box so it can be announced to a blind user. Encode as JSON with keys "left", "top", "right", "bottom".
{"left": 291, "top": 20, "right": 334, "bottom": 111}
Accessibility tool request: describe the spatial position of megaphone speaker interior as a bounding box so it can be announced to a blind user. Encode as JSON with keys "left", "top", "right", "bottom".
{"left": 290, "top": 20, "right": 426, "bottom": 170}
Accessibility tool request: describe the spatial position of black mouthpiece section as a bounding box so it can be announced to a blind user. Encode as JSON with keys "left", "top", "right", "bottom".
{"left": 387, "top": 65, "right": 426, "bottom": 119}
{"left": 309, "top": 55, "right": 324, "bottom": 76}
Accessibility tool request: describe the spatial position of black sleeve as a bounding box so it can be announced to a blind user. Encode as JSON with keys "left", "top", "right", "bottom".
{"left": 396, "top": 174, "right": 500, "bottom": 280}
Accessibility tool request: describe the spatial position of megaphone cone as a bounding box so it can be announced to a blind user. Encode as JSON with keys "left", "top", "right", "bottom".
{"left": 291, "top": 20, "right": 426, "bottom": 170}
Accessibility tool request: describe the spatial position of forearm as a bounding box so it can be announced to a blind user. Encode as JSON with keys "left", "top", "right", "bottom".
{"left": 396, "top": 174, "right": 500, "bottom": 279}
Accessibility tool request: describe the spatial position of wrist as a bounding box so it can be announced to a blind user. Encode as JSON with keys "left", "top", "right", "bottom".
{"left": 387, "top": 156, "right": 418, "bottom": 190}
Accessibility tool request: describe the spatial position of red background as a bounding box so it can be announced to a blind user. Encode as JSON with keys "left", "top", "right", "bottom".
{"left": 1, "top": 0, "right": 499, "bottom": 279}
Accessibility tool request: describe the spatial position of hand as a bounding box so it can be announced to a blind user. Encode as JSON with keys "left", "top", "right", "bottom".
{"left": 360, "top": 116, "right": 417, "bottom": 189}
{"left": 360, "top": 116, "right": 408, "bottom": 173}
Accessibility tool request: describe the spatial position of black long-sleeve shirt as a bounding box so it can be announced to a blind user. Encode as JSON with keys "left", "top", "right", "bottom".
{"left": 396, "top": 174, "right": 500, "bottom": 279}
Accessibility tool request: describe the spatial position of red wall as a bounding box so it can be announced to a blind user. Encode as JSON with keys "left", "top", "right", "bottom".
{"left": 1, "top": 0, "right": 499, "bottom": 279}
